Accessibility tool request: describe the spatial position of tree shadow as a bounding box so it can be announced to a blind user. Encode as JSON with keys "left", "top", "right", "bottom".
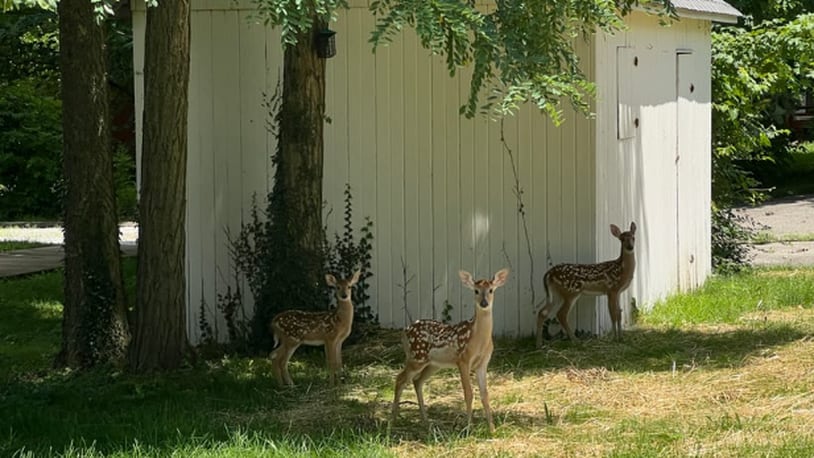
{"left": 492, "top": 322, "right": 810, "bottom": 377}
{"left": 0, "top": 358, "right": 380, "bottom": 455}
{"left": 2, "top": 318, "right": 810, "bottom": 454}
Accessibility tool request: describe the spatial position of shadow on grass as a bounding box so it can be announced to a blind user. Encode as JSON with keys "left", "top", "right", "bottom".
{"left": 492, "top": 321, "right": 810, "bottom": 377}
{"left": 2, "top": 305, "right": 811, "bottom": 454}
{"left": 0, "top": 358, "right": 380, "bottom": 455}
{"left": 0, "top": 272, "right": 63, "bottom": 376}
{"left": 0, "top": 348, "right": 541, "bottom": 455}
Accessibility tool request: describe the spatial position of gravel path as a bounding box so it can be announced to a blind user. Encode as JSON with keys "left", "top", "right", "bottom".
{"left": 737, "top": 195, "right": 814, "bottom": 266}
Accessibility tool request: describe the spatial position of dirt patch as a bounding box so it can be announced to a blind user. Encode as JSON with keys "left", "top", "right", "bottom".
{"left": 737, "top": 195, "right": 814, "bottom": 267}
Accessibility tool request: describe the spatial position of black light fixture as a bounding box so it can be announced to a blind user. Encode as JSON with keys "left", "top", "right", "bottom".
{"left": 315, "top": 29, "right": 337, "bottom": 59}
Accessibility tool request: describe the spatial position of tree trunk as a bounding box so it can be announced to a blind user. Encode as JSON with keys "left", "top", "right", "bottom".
{"left": 56, "top": 0, "right": 129, "bottom": 367}
{"left": 252, "top": 21, "right": 327, "bottom": 349}
{"left": 128, "top": 0, "right": 191, "bottom": 372}
{"left": 280, "top": 25, "right": 326, "bottom": 263}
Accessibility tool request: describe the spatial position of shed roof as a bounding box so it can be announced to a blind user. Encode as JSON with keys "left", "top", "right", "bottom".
{"left": 672, "top": 0, "right": 742, "bottom": 23}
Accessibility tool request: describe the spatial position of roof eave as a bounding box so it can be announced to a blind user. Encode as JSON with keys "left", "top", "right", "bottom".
{"left": 675, "top": 7, "right": 740, "bottom": 24}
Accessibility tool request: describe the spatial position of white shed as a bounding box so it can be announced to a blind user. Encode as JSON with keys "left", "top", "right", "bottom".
{"left": 132, "top": 0, "right": 740, "bottom": 343}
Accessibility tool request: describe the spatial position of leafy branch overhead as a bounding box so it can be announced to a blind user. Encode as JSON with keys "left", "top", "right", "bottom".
{"left": 368, "top": 0, "right": 676, "bottom": 122}
{"left": 251, "top": 0, "right": 675, "bottom": 123}
{"left": 251, "top": 0, "right": 349, "bottom": 45}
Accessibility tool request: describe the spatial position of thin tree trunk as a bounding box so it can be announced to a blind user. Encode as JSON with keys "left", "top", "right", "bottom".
{"left": 128, "top": 0, "right": 191, "bottom": 372}
{"left": 56, "top": 0, "right": 129, "bottom": 367}
{"left": 252, "top": 21, "right": 327, "bottom": 349}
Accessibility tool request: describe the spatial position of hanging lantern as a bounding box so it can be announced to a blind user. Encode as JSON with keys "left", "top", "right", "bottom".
{"left": 315, "top": 29, "right": 337, "bottom": 59}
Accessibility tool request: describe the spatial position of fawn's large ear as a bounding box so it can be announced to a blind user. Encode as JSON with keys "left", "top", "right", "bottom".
{"left": 610, "top": 224, "right": 622, "bottom": 238}
{"left": 492, "top": 268, "right": 510, "bottom": 288}
{"left": 325, "top": 274, "right": 337, "bottom": 287}
{"left": 350, "top": 270, "right": 361, "bottom": 285}
{"left": 629, "top": 221, "right": 637, "bottom": 234}
{"left": 459, "top": 270, "right": 475, "bottom": 290}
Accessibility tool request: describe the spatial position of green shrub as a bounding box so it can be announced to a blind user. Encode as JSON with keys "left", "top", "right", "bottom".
{"left": 711, "top": 205, "right": 764, "bottom": 274}
{"left": 0, "top": 79, "right": 62, "bottom": 220}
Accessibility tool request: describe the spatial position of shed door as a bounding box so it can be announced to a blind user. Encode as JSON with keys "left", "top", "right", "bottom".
{"left": 676, "top": 51, "right": 697, "bottom": 291}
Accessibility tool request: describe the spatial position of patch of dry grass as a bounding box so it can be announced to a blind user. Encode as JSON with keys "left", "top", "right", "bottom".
{"left": 324, "top": 308, "right": 814, "bottom": 457}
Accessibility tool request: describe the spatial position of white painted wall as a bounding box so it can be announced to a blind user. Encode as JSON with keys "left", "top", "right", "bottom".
{"left": 317, "top": 4, "right": 599, "bottom": 338}
{"left": 594, "top": 12, "right": 713, "bottom": 330}
{"left": 133, "top": 3, "right": 712, "bottom": 342}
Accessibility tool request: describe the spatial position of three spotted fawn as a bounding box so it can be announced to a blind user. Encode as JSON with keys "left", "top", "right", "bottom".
{"left": 536, "top": 222, "right": 637, "bottom": 346}
{"left": 392, "top": 268, "right": 510, "bottom": 434}
{"left": 269, "top": 270, "right": 360, "bottom": 386}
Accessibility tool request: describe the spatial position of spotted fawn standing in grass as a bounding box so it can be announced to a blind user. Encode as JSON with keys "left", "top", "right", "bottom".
{"left": 392, "top": 268, "right": 510, "bottom": 434}
{"left": 269, "top": 270, "right": 360, "bottom": 386}
{"left": 536, "top": 222, "right": 637, "bottom": 346}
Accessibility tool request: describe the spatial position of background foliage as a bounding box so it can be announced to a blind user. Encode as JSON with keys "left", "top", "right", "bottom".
{"left": 0, "top": 8, "right": 61, "bottom": 220}
{"left": 0, "top": 7, "right": 136, "bottom": 221}
{"left": 711, "top": 13, "right": 814, "bottom": 206}
{"left": 709, "top": 7, "right": 814, "bottom": 271}
{"left": 0, "top": 78, "right": 62, "bottom": 220}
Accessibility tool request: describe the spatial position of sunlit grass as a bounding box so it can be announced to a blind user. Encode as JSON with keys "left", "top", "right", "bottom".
{"left": 642, "top": 267, "right": 814, "bottom": 326}
{"left": 752, "top": 231, "right": 814, "bottom": 244}
{"left": 0, "top": 258, "right": 138, "bottom": 378}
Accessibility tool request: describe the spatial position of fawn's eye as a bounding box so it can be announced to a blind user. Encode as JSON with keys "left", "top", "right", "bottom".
{"left": 489, "top": 289, "right": 494, "bottom": 294}
{"left": 474, "top": 290, "right": 479, "bottom": 295}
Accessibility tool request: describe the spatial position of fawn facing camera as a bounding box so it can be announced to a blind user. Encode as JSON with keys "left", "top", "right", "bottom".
{"left": 269, "top": 270, "right": 361, "bottom": 386}
{"left": 392, "top": 268, "right": 510, "bottom": 434}
{"left": 536, "top": 222, "right": 637, "bottom": 346}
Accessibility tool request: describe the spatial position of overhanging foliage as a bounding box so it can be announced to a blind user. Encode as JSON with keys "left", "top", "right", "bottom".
{"left": 252, "top": 0, "right": 675, "bottom": 123}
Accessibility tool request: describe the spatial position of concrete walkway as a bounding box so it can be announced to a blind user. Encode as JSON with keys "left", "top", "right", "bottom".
{"left": 0, "top": 243, "right": 137, "bottom": 278}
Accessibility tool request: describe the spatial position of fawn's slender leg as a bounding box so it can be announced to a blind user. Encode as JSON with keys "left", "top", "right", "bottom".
{"left": 280, "top": 343, "right": 299, "bottom": 386}
{"left": 335, "top": 340, "right": 344, "bottom": 380}
{"left": 608, "top": 293, "right": 622, "bottom": 340}
{"left": 393, "top": 360, "right": 426, "bottom": 419}
{"left": 536, "top": 304, "right": 549, "bottom": 347}
{"left": 557, "top": 296, "right": 578, "bottom": 340}
{"left": 413, "top": 365, "right": 441, "bottom": 421}
{"left": 326, "top": 339, "right": 342, "bottom": 386}
{"left": 475, "top": 362, "right": 494, "bottom": 433}
{"left": 457, "top": 361, "right": 474, "bottom": 427}
{"left": 271, "top": 347, "right": 283, "bottom": 385}
{"left": 330, "top": 339, "right": 343, "bottom": 384}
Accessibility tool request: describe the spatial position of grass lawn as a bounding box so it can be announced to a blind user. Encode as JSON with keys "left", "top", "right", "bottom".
{"left": 0, "top": 241, "right": 47, "bottom": 252}
{"left": 2, "top": 264, "right": 814, "bottom": 457}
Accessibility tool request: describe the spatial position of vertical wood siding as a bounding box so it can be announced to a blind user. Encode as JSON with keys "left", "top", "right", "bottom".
{"left": 594, "top": 12, "right": 712, "bottom": 330}
{"left": 133, "top": 3, "right": 711, "bottom": 341}
{"left": 318, "top": 9, "right": 598, "bottom": 336}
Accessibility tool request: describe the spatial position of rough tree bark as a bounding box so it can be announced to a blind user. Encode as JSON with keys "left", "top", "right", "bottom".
{"left": 128, "top": 0, "right": 191, "bottom": 372}
{"left": 55, "top": 0, "right": 130, "bottom": 368}
{"left": 252, "top": 20, "right": 327, "bottom": 349}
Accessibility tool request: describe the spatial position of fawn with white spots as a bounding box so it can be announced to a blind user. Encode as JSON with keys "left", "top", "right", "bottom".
{"left": 269, "top": 270, "right": 360, "bottom": 386}
{"left": 536, "top": 222, "right": 637, "bottom": 346}
{"left": 392, "top": 268, "right": 510, "bottom": 434}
